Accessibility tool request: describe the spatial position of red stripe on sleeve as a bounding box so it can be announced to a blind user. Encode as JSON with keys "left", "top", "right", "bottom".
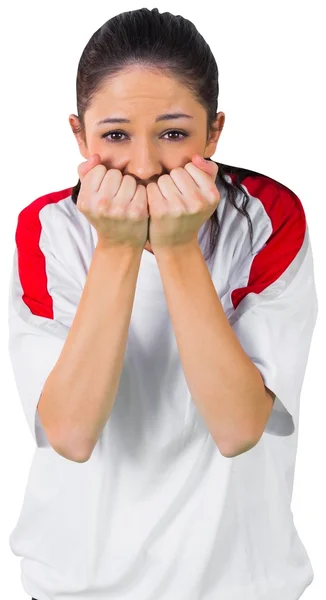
{"left": 15, "top": 188, "right": 73, "bottom": 319}
{"left": 228, "top": 175, "right": 307, "bottom": 311}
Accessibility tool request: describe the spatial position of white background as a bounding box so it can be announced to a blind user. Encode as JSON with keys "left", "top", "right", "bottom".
{"left": 0, "top": 1, "right": 324, "bottom": 598}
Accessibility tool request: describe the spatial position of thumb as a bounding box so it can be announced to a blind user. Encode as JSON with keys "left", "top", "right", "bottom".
{"left": 77, "top": 153, "right": 102, "bottom": 182}
{"left": 191, "top": 154, "right": 219, "bottom": 181}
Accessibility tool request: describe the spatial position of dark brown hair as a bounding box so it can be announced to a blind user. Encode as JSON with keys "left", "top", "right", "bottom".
{"left": 70, "top": 7, "right": 266, "bottom": 260}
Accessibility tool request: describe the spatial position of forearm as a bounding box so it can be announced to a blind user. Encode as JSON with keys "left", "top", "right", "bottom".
{"left": 39, "top": 243, "right": 143, "bottom": 462}
{"left": 154, "top": 241, "right": 269, "bottom": 458}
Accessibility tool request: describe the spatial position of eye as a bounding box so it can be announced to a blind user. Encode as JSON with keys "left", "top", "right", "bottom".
{"left": 101, "top": 130, "right": 189, "bottom": 143}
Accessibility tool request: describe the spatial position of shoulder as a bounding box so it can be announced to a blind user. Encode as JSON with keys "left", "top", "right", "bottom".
{"left": 214, "top": 164, "right": 311, "bottom": 312}
{"left": 16, "top": 187, "right": 74, "bottom": 233}
{"left": 15, "top": 187, "right": 95, "bottom": 284}
{"left": 215, "top": 163, "right": 308, "bottom": 266}
{"left": 14, "top": 187, "right": 82, "bottom": 274}
{"left": 218, "top": 162, "right": 306, "bottom": 229}
{"left": 239, "top": 169, "right": 307, "bottom": 264}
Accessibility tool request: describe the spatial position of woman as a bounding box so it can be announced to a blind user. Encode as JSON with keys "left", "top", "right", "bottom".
{"left": 8, "top": 7, "right": 318, "bottom": 600}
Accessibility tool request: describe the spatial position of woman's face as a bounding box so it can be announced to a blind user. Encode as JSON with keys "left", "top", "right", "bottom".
{"left": 69, "top": 67, "right": 225, "bottom": 187}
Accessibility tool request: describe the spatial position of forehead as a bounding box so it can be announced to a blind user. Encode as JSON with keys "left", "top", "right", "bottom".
{"left": 87, "top": 68, "right": 199, "bottom": 117}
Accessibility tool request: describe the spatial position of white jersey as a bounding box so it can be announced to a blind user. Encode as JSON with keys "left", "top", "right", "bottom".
{"left": 8, "top": 164, "right": 318, "bottom": 600}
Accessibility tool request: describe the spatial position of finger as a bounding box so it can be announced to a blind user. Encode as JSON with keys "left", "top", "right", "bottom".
{"left": 148, "top": 180, "right": 185, "bottom": 216}
{"left": 77, "top": 156, "right": 108, "bottom": 203}
{"left": 77, "top": 154, "right": 101, "bottom": 181}
{"left": 147, "top": 183, "right": 169, "bottom": 217}
{"left": 164, "top": 169, "right": 202, "bottom": 214}
{"left": 183, "top": 161, "right": 220, "bottom": 202}
{"left": 191, "top": 155, "right": 219, "bottom": 181}
{"left": 77, "top": 153, "right": 102, "bottom": 182}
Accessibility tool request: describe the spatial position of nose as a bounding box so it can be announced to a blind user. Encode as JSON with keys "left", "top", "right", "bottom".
{"left": 123, "top": 151, "right": 166, "bottom": 187}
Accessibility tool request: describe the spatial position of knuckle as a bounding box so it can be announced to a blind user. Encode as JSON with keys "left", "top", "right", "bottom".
{"left": 77, "top": 196, "right": 86, "bottom": 210}
{"left": 192, "top": 191, "right": 202, "bottom": 203}
{"left": 207, "top": 187, "right": 218, "bottom": 203}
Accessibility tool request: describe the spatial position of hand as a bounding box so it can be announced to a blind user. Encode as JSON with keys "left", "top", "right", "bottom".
{"left": 76, "top": 154, "right": 149, "bottom": 251}
{"left": 146, "top": 155, "right": 220, "bottom": 251}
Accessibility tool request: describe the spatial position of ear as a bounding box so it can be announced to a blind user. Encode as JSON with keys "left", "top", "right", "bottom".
{"left": 69, "top": 114, "right": 89, "bottom": 161}
{"left": 204, "top": 111, "right": 226, "bottom": 156}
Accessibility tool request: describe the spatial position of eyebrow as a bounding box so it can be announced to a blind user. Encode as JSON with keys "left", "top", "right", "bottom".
{"left": 95, "top": 112, "right": 194, "bottom": 126}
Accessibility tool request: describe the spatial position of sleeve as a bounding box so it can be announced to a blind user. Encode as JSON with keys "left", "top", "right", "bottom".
{"left": 227, "top": 207, "right": 318, "bottom": 437}
{"left": 7, "top": 210, "right": 82, "bottom": 448}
